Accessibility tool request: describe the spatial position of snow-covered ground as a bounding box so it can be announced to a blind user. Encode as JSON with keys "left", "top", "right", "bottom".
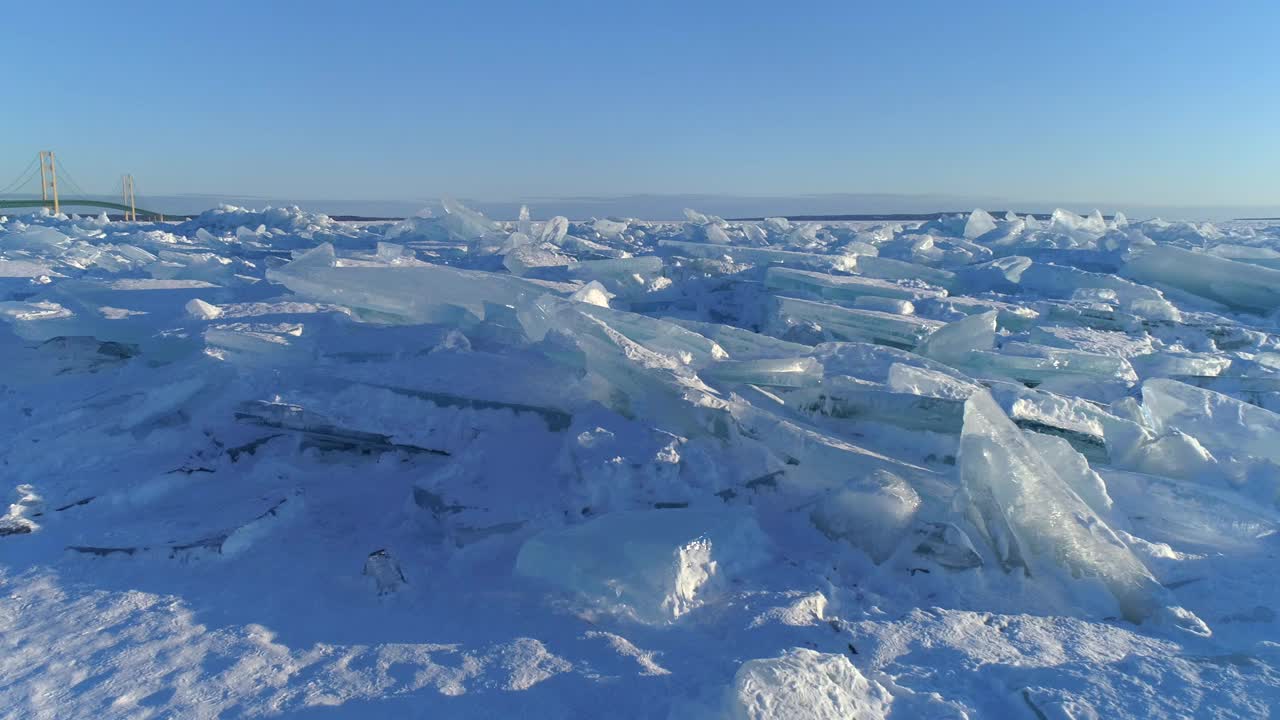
{"left": 2, "top": 203, "right": 1279, "bottom": 718}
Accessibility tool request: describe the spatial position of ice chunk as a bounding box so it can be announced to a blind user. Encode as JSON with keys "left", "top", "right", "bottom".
{"left": 0, "top": 258, "right": 58, "bottom": 278}
{"left": 1123, "top": 245, "right": 1280, "bottom": 313}
{"left": 659, "top": 239, "right": 856, "bottom": 272}
{"left": 887, "top": 363, "right": 980, "bottom": 401}
{"left": 704, "top": 223, "right": 731, "bottom": 244}
{"left": 811, "top": 469, "right": 920, "bottom": 563}
{"left": 440, "top": 197, "right": 498, "bottom": 240}
{"left": 810, "top": 341, "right": 971, "bottom": 385}
{"left": 765, "top": 267, "right": 945, "bottom": 304}
{"left": 1130, "top": 352, "right": 1231, "bottom": 379}
{"left": 593, "top": 218, "right": 628, "bottom": 238}
{"left": 961, "top": 343, "right": 1138, "bottom": 395}
{"left": 520, "top": 301, "right": 730, "bottom": 437}
{"left": 959, "top": 391, "right": 1165, "bottom": 621}
{"left": 763, "top": 216, "right": 792, "bottom": 233}
{"left": 503, "top": 243, "right": 571, "bottom": 277}
{"left": 268, "top": 243, "right": 558, "bottom": 325}
{"left": 3, "top": 226, "right": 70, "bottom": 252}
{"left": 1020, "top": 262, "right": 1180, "bottom": 321}
{"left": 670, "top": 319, "right": 813, "bottom": 360}
{"left": 185, "top": 298, "right": 222, "bottom": 320}
{"left": 565, "top": 256, "right": 663, "bottom": 282}
{"left": 570, "top": 280, "right": 613, "bottom": 308}
{"left": 0, "top": 300, "right": 74, "bottom": 323}
{"left": 916, "top": 310, "right": 996, "bottom": 364}
{"left": 912, "top": 522, "right": 983, "bottom": 569}
{"left": 538, "top": 216, "right": 569, "bottom": 246}
{"left": 790, "top": 376, "right": 966, "bottom": 434}
{"left": 515, "top": 509, "right": 768, "bottom": 624}
{"left": 741, "top": 223, "right": 768, "bottom": 246}
{"left": 1127, "top": 430, "right": 1221, "bottom": 485}
{"left": 955, "top": 256, "right": 1031, "bottom": 293}
{"left": 683, "top": 208, "right": 723, "bottom": 226}
{"left": 701, "top": 357, "right": 823, "bottom": 388}
{"left": 775, "top": 296, "right": 942, "bottom": 350}
{"left": 1207, "top": 243, "right": 1280, "bottom": 270}
{"left": 854, "top": 255, "right": 956, "bottom": 288}
{"left": 564, "top": 302, "right": 730, "bottom": 367}
{"left": 853, "top": 296, "right": 914, "bottom": 315}
{"left": 963, "top": 208, "right": 998, "bottom": 239}
{"left": 985, "top": 384, "right": 1127, "bottom": 464}
{"left": 726, "top": 649, "right": 892, "bottom": 720}
{"left": 1141, "top": 379, "right": 1280, "bottom": 503}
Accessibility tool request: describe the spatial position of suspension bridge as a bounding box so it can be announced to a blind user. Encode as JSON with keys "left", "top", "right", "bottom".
{"left": 0, "top": 151, "right": 167, "bottom": 220}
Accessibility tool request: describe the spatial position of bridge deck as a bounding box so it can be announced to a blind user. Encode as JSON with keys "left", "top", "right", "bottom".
{"left": 0, "top": 199, "right": 165, "bottom": 219}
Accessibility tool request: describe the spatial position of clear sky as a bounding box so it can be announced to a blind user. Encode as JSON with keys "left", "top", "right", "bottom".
{"left": 2, "top": 0, "right": 1277, "bottom": 211}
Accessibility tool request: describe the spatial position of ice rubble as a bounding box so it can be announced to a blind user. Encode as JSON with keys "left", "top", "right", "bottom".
{"left": 4, "top": 202, "right": 1280, "bottom": 715}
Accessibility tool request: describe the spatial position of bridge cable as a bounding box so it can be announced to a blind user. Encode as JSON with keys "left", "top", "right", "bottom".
{"left": 0, "top": 165, "right": 41, "bottom": 196}
{"left": 52, "top": 159, "right": 90, "bottom": 200}
{"left": 0, "top": 156, "right": 41, "bottom": 195}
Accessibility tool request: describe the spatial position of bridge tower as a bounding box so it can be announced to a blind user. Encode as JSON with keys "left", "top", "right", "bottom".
{"left": 121, "top": 175, "right": 137, "bottom": 221}
{"left": 38, "top": 152, "right": 59, "bottom": 215}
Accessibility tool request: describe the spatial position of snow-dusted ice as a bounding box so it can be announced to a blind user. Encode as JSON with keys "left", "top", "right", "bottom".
{"left": 2, "top": 203, "right": 1280, "bottom": 717}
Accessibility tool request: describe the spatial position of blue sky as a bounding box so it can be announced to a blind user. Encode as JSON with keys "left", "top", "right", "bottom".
{"left": 2, "top": 0, "right": 1277, "bottom": 212}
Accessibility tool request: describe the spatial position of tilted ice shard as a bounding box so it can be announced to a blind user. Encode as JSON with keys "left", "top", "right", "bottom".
{"left": 565, "top": 256, "right": 663, "bottom": 282}
{"left": 671, "top": 319, "right": 813, "bottom": 360}
{"left": 1019, "top": 262, "right": 1180, "bottom": 321}
{"left": 570, "top": 302, "right": 729, "bottom": 367}
{"left": 1129, "top": 352, "right": 1231, "bottom": 379}
{"left": 1123, "top": 244, "right": 1280, "bottom": 313}
{"left": 774, "top": 296, "right": 942, "bottom": 349}
{"left": 916, "top": 310, "right": 997, "bottom": 364}
{"left": 1001, "top": 342, "right": 1138, "bottom": 382}
{"left": 538, "top": 215, "right": 570, "bottom": 245}
{"left": 1142, "top": 378, "right": 1280, "bottom": 503}
{"left": 727, "top": 394, "right": 928, "bottom": 498}
{"left": 268, "top": 243, "right": 557, "bottom": 325}
{"left": 958, "top": 343, "right": 1138, "bottom": 397}
{"left": 959, "top": 390, "right": 1164, "bottom": 621}
{"left": 954, "top": 256, "right": 1031, "bottom": 293}
{"left": 658, "top": 239, "right": 856, "bottom": 272}
{"left": 986, "top": 381, "right": 1138, "bottom": 464}
{"left": 886, "top": 363, "right": 980, "bottom": 401}
{"left": 440, "top": 197, "right": 499, "bottom": 240}
{"left": 964, "top": 209, "right": 998, "bottom": 239}
{"left": 515, "top": 509, "right": 769, "bottom": 625}
{"left": 853, "top": 255, "right": 957, "bottom": 288}
{"left": 789, "top": 375, "right": 966, "bottom": 434}
{"left": 765, "top": 266, "right": 946, "bottom": 304}
{"left": 520, "top": 300, "right": 730, "bottom": 437}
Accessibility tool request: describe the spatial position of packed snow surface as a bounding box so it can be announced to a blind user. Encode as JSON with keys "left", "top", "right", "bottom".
{"left": 3, "top": 204, "right": 1280, "bottom": 718}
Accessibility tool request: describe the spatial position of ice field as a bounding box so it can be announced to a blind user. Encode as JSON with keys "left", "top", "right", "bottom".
{"left": 2, "top": 202, "right": 1279, "bottom": 718}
